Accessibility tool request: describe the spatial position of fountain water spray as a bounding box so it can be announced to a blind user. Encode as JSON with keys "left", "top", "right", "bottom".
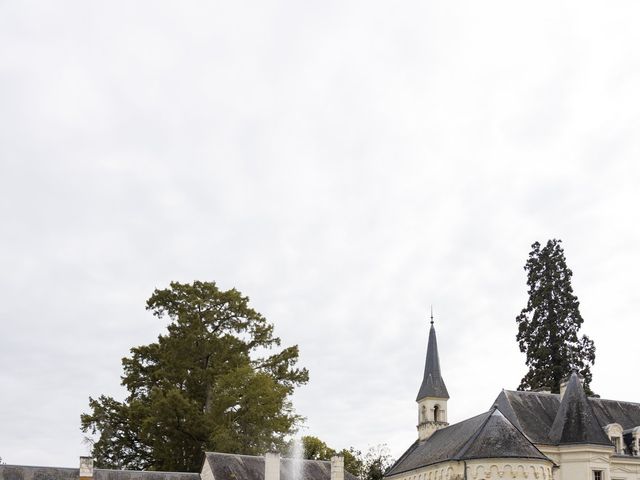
{"left": 291, "top": 437, "right": 304, "bottom": 480}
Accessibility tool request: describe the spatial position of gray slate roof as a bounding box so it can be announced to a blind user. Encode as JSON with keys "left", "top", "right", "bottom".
{"left": 590, "top": 398, "right": 640, "bottom": 432}
{"left": 204, "top": 453, "right": 358, "bottom": 480}
{"left": 0, "top": 466, "right": 198, "bottom": 480}
{"left": 385, "top": 407, "right": 550, "bottom": 477}
{"left": 0, "top": 453, "right": 359, "bottom": 480}
{"left": 494, "top": 373, "right": 640, "bottom": 446}
{"left": 493, "top": 390, "right": 559, "bottom": 444}
{"left": 548, "top": 373, "right": 611, "bottom": 446}
{"left": 416, "top": 323, "right": 449, "bottom": 401}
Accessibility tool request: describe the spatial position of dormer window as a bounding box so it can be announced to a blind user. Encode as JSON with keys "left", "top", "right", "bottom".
{"left": 613, "top": 436, "right": 622, "bottom": 453}
{"left": 605, "top": 423, "right": 624, "bottom": 454}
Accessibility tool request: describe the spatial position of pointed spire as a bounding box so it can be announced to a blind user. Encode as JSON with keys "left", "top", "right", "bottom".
{"left": 416, "top": 312, "right": 449, "bottom": 401}
{"left": 548, "top": 371, "right": 610, "bottom": 445}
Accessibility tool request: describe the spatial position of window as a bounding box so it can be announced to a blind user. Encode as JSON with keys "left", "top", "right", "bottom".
{"left": 613, "top": 436, "right": 622, "bottom": 453}
{"left": 433, "top": 405, "right": 440, "bottom": 422}
{"left": 605, "top": 423, "right": 624, "bottom": 454}
{"left": 593, "top": 470, "right": 603, "bottom": 480}
{"left": 421, "top": 405, "right": 426, "bottom": 422}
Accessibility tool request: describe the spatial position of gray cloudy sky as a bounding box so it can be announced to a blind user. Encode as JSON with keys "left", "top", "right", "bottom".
{"left": 1, "top": 0, "right": 640, "bottom": 469}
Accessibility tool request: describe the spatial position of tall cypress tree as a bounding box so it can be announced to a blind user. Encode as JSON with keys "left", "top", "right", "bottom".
{"left": 516, "top": 239, "right": 596, "bottom": 394}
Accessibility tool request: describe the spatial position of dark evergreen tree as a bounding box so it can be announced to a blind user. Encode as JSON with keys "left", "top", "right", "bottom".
{"left": 81, "top": 281, "right": 308, "bottom": 472}
{"left": 516, "top": 240, "right": 596, "bottom": 394}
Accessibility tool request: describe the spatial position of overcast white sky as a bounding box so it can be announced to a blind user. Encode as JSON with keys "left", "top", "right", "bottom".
{"left": 2, "top": 0, "right": 640, "bottom": 469}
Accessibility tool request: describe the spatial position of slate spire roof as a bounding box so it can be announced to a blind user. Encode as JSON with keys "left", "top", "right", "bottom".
{"left": 416, "top": 319, "right": 449, "bottom": 401}
{"left": 548, "top": 372, "right": 612, "bottom": 446}
{"left": 385, "top": 406, "right": 551, "bottom": 476}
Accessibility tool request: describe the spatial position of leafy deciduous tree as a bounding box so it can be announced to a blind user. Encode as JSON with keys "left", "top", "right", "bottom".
{"left": 516, "top": 240, "right": 596, "bottom": 394}
{"left": 301, "top": 436, "right": 337, "bottom": 461}
{"left": 342, "top": 449, "right": 365, "bottom": 479}
{"left": 359, "top": 445, "right": 393, "bottom": 480}
{"left": 81, "top": 281, "right": 309, "bottom": 472}
{"left": 300, "top": 437, "right": 392, "bottom": 480}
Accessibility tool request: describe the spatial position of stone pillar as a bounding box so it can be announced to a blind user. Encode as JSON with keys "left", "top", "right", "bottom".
{"left": 79, "top": 457, "right": 93, "bottom": 480}
{"left": 265, "top": 452, "right": 280, "bottom": 480}
{"left": 330, "top": 456, "right": 344, "bottom": 480}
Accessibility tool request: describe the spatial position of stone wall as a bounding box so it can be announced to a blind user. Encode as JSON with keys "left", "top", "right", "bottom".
{"left": 385, "top": 458, "right": 553, "bottom": 480}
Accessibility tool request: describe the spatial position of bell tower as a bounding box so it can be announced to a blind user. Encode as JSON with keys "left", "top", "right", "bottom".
{"left": 416, "top": 309, "right": 449, "bottom": 441}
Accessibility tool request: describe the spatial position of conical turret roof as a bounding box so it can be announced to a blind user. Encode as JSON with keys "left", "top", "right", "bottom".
{"left": 416, "top": 322, "right": 449, "bottom": 401}
{"left": 548, "top": 372, "right": 611, "bottom": 446}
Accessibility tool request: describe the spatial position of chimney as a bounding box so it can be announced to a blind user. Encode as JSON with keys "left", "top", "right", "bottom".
{"left": 265, "top": 452, "right": 280, "bottom": 480}
{"left": 330, "top": 456, "right": 344, "bottom": 480}
{"left": 79, "top": 457, "right": 93, "bottom": 480}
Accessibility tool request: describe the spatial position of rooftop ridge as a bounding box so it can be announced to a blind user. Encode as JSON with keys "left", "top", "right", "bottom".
{"left": 505, "top": 389, "right": 640, "bottom": 408}
{"left": 502, "top": 389, "right": 640, "bottom": 407}
{"left": 0, "top": 466, "right": 200, "bottom": 477}
{"left": 589, "top": 397, "right": 640, "bottom": 407}
{"left": 504, "top": 389, "right": 559, "bottom": 396}
{"left": 205, "top": 452, "right": 332, "bottom": 464}
{"left": 96, "top": 470, "right": 200, "bottom": 475}
{"left": 0, "top": 465, "right": 79, "bottom": 471}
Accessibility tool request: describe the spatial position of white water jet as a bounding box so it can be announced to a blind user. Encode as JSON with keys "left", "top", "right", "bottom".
{"left": 291, "top": 437, "right": 304, "bottom": 480}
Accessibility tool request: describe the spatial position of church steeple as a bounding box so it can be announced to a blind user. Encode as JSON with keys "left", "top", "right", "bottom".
{"left": 416, "top": 317, "right": 449, "bottom": 401}
{"left": 416, "top": 311, "right": 449, "bottom": 441}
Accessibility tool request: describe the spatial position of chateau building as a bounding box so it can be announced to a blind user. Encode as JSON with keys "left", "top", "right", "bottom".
{"left": 384, "top": 318, "right": 640, "bottom": 480}
{"left": 2, "top": 318, "right": 640, "bottom": 480}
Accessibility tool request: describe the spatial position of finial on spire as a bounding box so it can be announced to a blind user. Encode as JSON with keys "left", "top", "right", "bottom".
{"left": 430, "top": 305, "right": 434, "bottom": 325}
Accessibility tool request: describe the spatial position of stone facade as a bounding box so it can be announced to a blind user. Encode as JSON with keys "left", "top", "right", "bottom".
{"left": 386, "top": 459, "right": 554, "bottom": 480}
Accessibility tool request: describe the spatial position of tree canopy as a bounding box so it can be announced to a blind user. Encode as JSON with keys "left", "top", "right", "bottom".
{"left": 301, "top": 436, "right": 340, "bottom": 462}
{"left": 81, "top": 281, "right": 309, "bottom": 472}
{"left": 515, "top": 240, "right": 596, "bottom": 394}
{"left": 300, "top": 436, "right": 393, "bottom": 480}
